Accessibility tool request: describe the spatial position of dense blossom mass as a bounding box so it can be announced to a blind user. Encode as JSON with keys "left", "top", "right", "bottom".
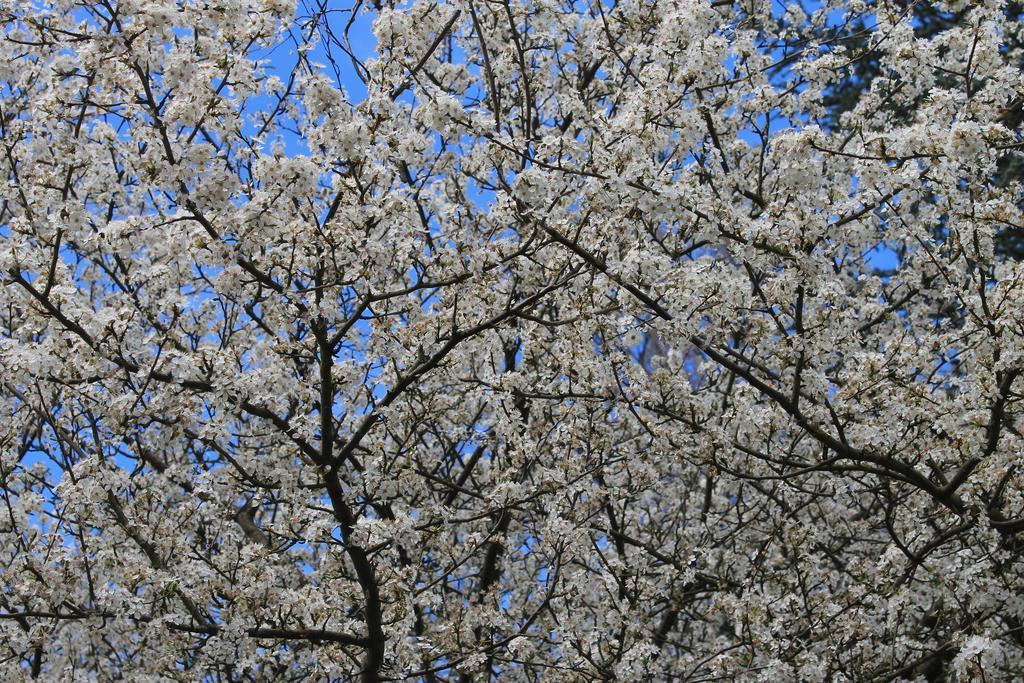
{"left": 1, "top": 0, "right": 1024, "bottom": 680}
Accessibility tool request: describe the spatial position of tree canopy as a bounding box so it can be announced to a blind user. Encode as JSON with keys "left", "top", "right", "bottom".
{"left": 2, "top": 0, "right": 1024, "bottom": 680}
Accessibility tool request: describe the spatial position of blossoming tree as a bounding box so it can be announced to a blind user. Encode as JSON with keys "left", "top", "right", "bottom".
{"left": 2, "top": 0, "right": 1023, "bottom": 680}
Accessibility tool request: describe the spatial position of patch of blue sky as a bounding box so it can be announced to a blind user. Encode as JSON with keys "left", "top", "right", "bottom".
{"left": 238, "top": 2, "right": 377, "bottom": 159}
{"left": 516, "top": 535, "right": 535, "bottom": 558}
{"left": 863, "top": 242, "right": 900, "bottom": 273}
{"left": 18, "top": 448, "right": 63, "bottom": 522}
